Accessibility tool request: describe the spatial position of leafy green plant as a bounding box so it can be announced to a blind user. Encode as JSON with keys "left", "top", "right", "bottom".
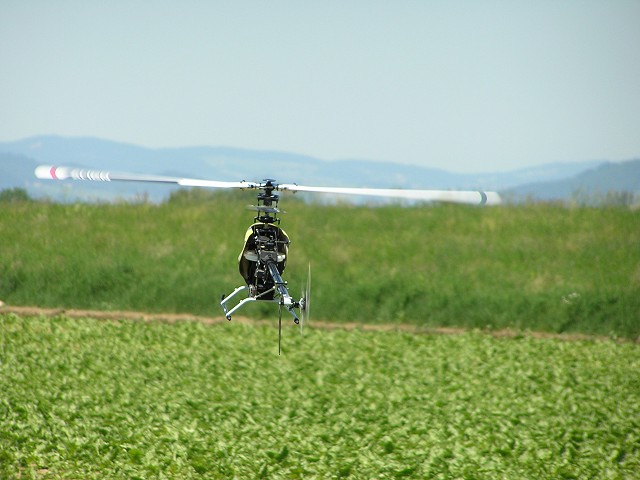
{"left": 1, "top": 313, "right": 639, "bottom": 478}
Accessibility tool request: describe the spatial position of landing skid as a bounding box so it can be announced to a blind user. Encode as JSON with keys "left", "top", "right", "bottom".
{"left": 220, "top": 285, "right": 301, "bottom": 324}
{"left": 221, "top": 284, "right": 302, "bottom": 355}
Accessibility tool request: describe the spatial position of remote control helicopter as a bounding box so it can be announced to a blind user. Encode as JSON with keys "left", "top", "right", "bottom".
{"left": 35, "top": 165, "right": 501, "bottom": 353}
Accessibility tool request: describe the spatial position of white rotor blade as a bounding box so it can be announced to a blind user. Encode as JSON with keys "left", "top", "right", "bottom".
{"left": 35, "top": 165, "right": 501, "bottom": 204}
{"left": 278, "top": 183, "right": 501, "bottom": 205}
{"left": 35, "top": 165, "right": 253, "bottom": 189}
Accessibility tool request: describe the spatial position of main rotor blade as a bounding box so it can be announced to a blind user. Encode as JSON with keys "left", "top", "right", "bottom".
{"left": 278, "top": 183, "right": 501, "bottom": 206}
{"left": 35, "top": 165, "right": 501, "bottom": 204}
{"left": 35, "top": 165, "right": 254, "bottom": 189}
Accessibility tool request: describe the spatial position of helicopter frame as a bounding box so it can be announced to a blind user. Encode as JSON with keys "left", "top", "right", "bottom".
{"left": 220, "top": 179, "right": 304, "bottom": 325}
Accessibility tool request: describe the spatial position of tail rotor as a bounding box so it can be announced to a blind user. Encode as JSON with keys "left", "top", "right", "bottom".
{"left": 299, "top": 263, "right": 311, "bottom": 335}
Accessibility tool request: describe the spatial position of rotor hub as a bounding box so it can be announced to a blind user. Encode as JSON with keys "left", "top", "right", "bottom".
{"left": 255, "top": 180, "right": 281, "bottom": 223}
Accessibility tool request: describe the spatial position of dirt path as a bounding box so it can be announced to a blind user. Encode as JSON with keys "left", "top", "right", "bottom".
{"left": 1, "top": 304, "right": 460, "bottom": 333}
{"left": 3, "top": 303, "right": 629, "bottom": 344}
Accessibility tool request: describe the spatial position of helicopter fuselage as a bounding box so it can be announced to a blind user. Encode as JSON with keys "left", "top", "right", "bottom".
{"left": 239, "top": 222, "right": 290, "bottom": 300}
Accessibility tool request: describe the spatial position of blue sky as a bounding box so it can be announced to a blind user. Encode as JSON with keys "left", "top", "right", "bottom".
{"left": 1, "top": 1, "right": 639, "bottom": 172}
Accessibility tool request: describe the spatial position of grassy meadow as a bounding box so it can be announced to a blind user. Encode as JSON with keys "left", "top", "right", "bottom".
{"left": 1, "top": 194, "right": 639, "bottom": 478}
{"left": 1, "top": 313, "right": 639, "bottom": 479}
{"left": 1, "top": 192, "right": 639, "bottom": 338}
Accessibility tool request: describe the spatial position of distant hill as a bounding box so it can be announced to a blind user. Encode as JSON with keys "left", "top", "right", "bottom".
{"left": 504, "top": 159, "right": 640, "bottom": 203}
{"left": 0, "top": 152, "right": 36, "bottom": 190}
{"left": 0, "top": 135, "right": 636, "bottom": 204}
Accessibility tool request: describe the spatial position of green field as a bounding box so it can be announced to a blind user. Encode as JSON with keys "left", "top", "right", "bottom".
{"left": 1, "top": 313, "right": 639, "bottom": 479}
{"left": 2, "top": 196, "right": 639, "bottom": 478}
{"left": 1, "top": 194, "right": 639, "bottom": 338}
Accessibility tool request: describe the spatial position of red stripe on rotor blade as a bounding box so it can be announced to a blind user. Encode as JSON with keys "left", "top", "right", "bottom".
{"left": 50, "top": 166, "right": 58, "bottom": 179}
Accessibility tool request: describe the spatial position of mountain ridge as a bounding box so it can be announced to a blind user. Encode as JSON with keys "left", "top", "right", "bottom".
{"left": 1, "top": 135, "right": 635, "bottom": 203}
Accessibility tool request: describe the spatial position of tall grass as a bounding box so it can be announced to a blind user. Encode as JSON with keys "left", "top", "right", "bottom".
{"left": 1, "top": 194, "right": 639, "bottom": 337}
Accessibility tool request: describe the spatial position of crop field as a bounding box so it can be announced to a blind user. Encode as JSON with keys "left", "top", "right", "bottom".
{"left": 1, "top": 195, "right": 639, "bottom": 477}
{"left": 1, "top": 313, "right": 639, "bottom": 479}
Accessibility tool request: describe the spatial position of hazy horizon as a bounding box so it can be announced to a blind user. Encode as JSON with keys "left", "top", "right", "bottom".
{"left": 2, "top": 1, "right": 639, "bottom": 173}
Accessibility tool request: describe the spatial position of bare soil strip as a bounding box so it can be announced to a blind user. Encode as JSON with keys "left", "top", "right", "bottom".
{"left": 1, "top": 304, "right": 633, "bottom": 343}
